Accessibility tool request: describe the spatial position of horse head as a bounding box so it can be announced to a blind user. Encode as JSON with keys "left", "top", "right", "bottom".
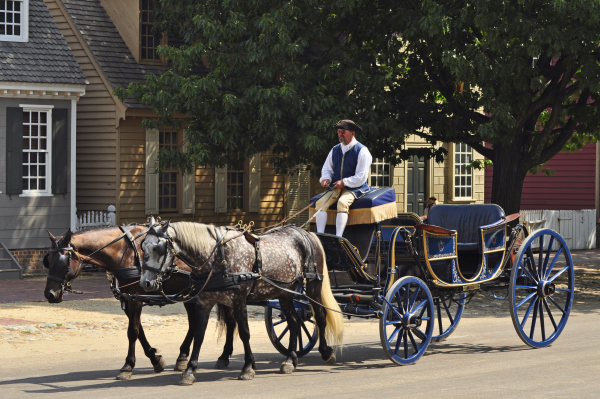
{"left": 43, "top": 229, "right": 79, "bottom": 303}
{"left": 140, "top": 220, "right": 174, "bottom": 292}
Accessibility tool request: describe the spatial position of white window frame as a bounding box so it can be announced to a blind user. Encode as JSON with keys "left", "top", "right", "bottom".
{"left": 0, "top": 0, "right": 29, "bottom": 43}
{"left": 19, "top": 104, "right": 53, "bottom": 197}
{"left": 369, "top": 157, "right": 391, "bottom": 188}
{"left": 452, "top": 142, "right": 473, "bottom": 200}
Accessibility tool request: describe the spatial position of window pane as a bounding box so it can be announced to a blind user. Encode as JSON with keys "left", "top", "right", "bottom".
{"left": 31, "top": 125, "right": 38, "bottom": 136}
{"left": 39, "top": 179, "right": 45, "bottom": 190}
{"left": 13, "top": 25, "right": 18, "bottom": 36}
{"left": 40, "top": 139, "right": 46, "bottom": 150}
{"left": 30, "top": 179, "right": 37, "bottom": 190}
{"left": 7, "top": 1, "right": 13, "bottom": 11}
{"left": 467, "top": 187, "right": 472, "bottom": 197}
{"left": 22, "top": 178, "right": 27, "bottom": 190}
{"left": 14, "top": 1, "right": 20, "bottom": 11}
{"left": 39, "top": 165, "right": 45, "bottom": 177}
{"left": 455, "top": 187, "right": 459, "bottom": 197}
{"left": 30, "top": 165, "right": 37, "bottom": 177}
{"left": 7, "top": 25, "right": 11, "bottom": 35}
{"left": 22, "top": 153, "right": 28, "bottom": 163}
{"left": 31, "top": 112, "right": 38, "bottom": 123}
{"left": 39, "top": 153, "right": 45, "bottom": 163}
{"left": 22, "top": 165, "right": 27, "bottom": 177}
{"left": 7, "top": 12, "right": 12, "bottom": 23}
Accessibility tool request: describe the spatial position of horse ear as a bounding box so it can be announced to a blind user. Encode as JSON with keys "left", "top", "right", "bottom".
{"left": 159, "top": 219, "right": 171, "bottom": 234}
{"left": 47, "top": 230, "right": 56, "bottom": 242}
{"left": 62, "top": 229, "right": 73, "bottom": 245}
{"left": 149, "top": 215, "right": 156, "bottom": 225}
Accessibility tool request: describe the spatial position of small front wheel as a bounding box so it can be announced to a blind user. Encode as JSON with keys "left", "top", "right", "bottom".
{"left": 380, "top": 276, "right": 434, "bottom": 365}
{"left": 509, "top": 228, "right": 574, "bottom": 348}
{"left": 265, "top": 300, "right": 318, "bottom": 357}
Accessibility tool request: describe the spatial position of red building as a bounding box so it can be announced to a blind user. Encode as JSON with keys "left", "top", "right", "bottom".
{"left": 484, "top": 143, "right": 599, "bottom": 212}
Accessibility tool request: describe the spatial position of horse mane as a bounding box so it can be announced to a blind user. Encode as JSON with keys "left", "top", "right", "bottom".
{"left": 171, "top": 222, "right": 218, "bottom": 258}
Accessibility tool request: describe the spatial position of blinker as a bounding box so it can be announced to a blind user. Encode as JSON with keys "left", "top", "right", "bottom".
{"left": 58, "top": 254, "right": 69, "bottom": 268}
{"left": 155, "top": 240, "right": 168, "bottom": 257}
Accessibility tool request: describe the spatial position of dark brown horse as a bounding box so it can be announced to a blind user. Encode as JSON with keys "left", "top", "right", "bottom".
{"left": 42, "top": 223, "right": 238, "bottom": 380}
{"left": 140, "top": 221, "right": 344, "bottom": 385}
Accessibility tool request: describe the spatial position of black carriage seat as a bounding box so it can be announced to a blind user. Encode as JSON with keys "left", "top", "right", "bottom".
{"left": 427, "top": 204, "right": 506, "bottom": 252}
{"left": 321, "top": 223, "right": 377, "bottom": 263}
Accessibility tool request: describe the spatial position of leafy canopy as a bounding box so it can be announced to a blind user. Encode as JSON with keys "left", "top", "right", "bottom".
{"left": 116, "top": 0, "right": 600, "bottom": 181}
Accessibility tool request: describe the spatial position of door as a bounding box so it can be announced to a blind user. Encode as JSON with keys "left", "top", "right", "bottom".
{"left": 406, "top": 155, "right": 426, "bottom": 215}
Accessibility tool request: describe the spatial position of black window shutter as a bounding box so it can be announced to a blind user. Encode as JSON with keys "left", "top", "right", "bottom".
{"left": 6, "top": 107, "right": 23, "bottom": 195}
{"left": 52, "top": 109, "right": 69, "bottom": 194}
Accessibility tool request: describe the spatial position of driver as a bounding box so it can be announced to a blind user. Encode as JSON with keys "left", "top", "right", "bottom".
{"left": 316, "top": 120, "right": 373, "bottom": 237}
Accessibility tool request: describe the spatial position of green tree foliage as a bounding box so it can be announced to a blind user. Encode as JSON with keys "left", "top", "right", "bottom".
{"left": 116, "top": 0, "right": 600, "bottom": 213}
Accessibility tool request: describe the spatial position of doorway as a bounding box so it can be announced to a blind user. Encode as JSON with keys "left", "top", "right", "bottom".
{"left": 406, "top": 155, "right": 426, "bottom": 215}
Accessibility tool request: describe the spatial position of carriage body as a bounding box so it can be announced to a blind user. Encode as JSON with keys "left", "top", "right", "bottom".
{"left": 306, "top": 199, "right": 575, "bottom": 365}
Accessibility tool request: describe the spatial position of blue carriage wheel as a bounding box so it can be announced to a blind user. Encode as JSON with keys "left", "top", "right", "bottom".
{"left": 509, "top": 228, "right": 574, "bottom": 348}
{"left": 431, "top": 292, "right": 466, "bottom": 342}
{"left": 379, "top": 276, "right": 434, "bottom": 365}
{"left": 264, "top": 301, "right": 318, "bottom": 357}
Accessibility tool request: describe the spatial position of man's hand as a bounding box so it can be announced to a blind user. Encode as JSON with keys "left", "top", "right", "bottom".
{"left": 321, "top": 179, "right": 331, "bottom": 187}
{"left": 333, "top": 180, "right": 345, "bottom": 190}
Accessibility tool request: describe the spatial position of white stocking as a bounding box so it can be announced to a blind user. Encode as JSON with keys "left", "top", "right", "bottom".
{"left": 336, "top": 212, "right": 348, "bottom": 237}
{"left": 316, "top": 211, "right": 328, "bottom": 233}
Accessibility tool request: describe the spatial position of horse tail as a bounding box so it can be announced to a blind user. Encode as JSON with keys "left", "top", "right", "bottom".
{"left": 216, "top": 303, "right": 229, "bottom": 340}
{"left": 311, "top": 233, "right": 344, "bottom": 350}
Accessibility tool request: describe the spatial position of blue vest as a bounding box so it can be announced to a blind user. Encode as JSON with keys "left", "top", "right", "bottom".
{"left": 331, "top": 141, "right": 371, "bottom": 198}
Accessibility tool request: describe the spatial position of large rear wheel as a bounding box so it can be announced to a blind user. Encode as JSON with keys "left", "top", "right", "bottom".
{"left": 509, "top": 228, "right": 574, "bottom": 348}
{"left": 264, "top": 300, "right": 318, "bottom": 357}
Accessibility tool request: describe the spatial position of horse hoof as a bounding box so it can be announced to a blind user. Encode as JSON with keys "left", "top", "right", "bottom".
{"left": 325, "top": 352, "right": 336, "bottom": 365}
{"left": 279, "top": 362, "right": 295, "bottom": 374}
{"left": 214, "top": 359, "right": 230, "bottom": 369}
{"left": 174, "top": 360, "right": 188, "bottom": 372}
{"left": 153, "top": 355, "right": 166, "bottom": 373}
{"left": 238, "top": 368, "right": 255, "bottom": 380}
{"left": 116, "top": 371, "right": 132, "bottom": 380}
{"left": 179, "top": 373, "right": 196, "bottom": 386}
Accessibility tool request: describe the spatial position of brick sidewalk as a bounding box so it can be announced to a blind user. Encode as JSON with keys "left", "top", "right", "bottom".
{"left": 0, "top": 274, "right": 114, "bottom": 304}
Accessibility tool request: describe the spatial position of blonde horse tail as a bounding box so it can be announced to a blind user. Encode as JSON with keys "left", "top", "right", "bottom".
{"left": 312, "top": 233, "right": 344, "bottom": 350}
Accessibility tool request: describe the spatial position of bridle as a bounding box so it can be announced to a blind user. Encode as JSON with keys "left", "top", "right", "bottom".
{"left": 45, "top": 238, "right": 86, "bottom": 293}
{"left": 141, "top": 227, "right": 181, "bottom": 287}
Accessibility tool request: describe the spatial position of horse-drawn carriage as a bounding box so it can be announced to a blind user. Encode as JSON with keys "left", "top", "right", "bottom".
{"left": 264, "top": 187, "right": 575, "bottom": 365}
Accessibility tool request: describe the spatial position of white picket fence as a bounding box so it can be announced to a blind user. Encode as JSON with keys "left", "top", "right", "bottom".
{"left": 76, "top": 205, "right": 117, "bottom": 231}
{"left": 520, "top": 209, "right": 597, "bottom": 250}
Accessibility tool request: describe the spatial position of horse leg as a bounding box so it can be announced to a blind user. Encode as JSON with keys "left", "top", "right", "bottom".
{"left": 232, "top": 300, "right": 256, "bottom": 380}
{"left": 215, "top": 304, "right": 237, "bottom": 369}
{"left": 117, "top": 299, "right": 142, "bottom": 380}
{"left": 175, "top": 299, "right": 198, "bottom": 371}
{"left": 307, "top": 281, "right": 336, "bottom": 364}
{"left": 138, "top": 320, "right": 167, "bottom": 373}
{"left": 277, "top": 295, "right": 300, "bottom": 374}
{"left": 180, "top": 301, "right": 212, "bottom": 386}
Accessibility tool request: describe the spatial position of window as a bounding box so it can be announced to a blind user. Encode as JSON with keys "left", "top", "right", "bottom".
{"left": 370, "top": 158, "right": 390, "bottom": 188}
{"left": 140, "top": 0, "right": 165, "bottom": 63}
{"left": 158, "top": 131, "right": 179, "bottom": 213}
{"left": 21, "top": 108, "right": 51, "bottom": 194}
{"left": 227, "top": 167, "right": 245, "bottom": 211}
{"left": 0, "top": 0, "right": 28, "bottom": 42}
{"left": 454, "top": 143, "right": 472, "bottom": 198}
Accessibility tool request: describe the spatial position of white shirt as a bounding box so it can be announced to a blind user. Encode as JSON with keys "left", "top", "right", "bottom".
{"left": 319, "top": 138, "right": 373, "bottom": 188}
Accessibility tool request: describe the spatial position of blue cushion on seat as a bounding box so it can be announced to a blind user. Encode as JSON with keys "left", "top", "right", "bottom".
{"left": 310, "top": 187, "right": 396, "bottom": 210}
{"left": 428, "top": 204, "right": 506, "bottom": 246}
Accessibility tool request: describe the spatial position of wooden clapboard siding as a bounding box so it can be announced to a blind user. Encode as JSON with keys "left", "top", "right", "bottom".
{"left": 118, "top": 117, "right": 146, "bottom": 222}
{"left": 484, "top": 143, "right": 596, "bottom": 210}
{"left": 44, "top": 0, "right": 119, "bottom": 213}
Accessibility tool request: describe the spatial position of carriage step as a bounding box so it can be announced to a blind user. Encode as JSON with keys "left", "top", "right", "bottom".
{"left": 0, "top": 243, "right": 23, "bottom": 279}
{"left": 0, "top": 269, "right": 21, "bottom": 280}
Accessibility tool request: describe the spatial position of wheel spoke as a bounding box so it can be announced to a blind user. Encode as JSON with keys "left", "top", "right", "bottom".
{"left": 407, "top": 330, "right": 419, "bottom": 352}
{"left": 529, "top": 298, "right": 539, "bottom": 339}
{"left": 277, "top": 325, "right": 290, "bottom": 341}
{"left": 403, "top": 330, "right": 409, "bottom": 359}
{"left": 547, "top": 296, "right": 566, "bottom": 315}
{"left": 393, "top": 328, "right": 403, "bottom": 355}
{"left": 542, "top": 237, "right": 554, "bottom": 277}
{"left": 300, "top": 319, "right": 312, "bottom": 340}
{"left": 441, "top": 299, "right": 454, "bottom": 324}
{"left": 403, "top": 284, "right": 410, "bottom": 312}
{"left": 520, "top": 297, "right": 538, "bottom": 328}
{"left": 548, "top": 266, "right": 570, "bottom": 283}
{"left": 273, "top": 318, "right": 287, "bottom": 327}
{"left": 395, "top": 291, "right": 405, "bottom": 314}
{"left": 526, "top": 246, "right": 538, "bottom": 279}
{"left": 519, "top": 261, "right": 539, "bottom": 283}
{"left": 538, "top": 235, "right": 544, "bottom": 272}
{"left": 418, "top": 301, "right": 428, "bottom": 318}
{"left": 544, "top": 246, "right": 564, "bottom": 278}
{"left": 412, "top": 328, "right": 427, "bottom": 341}
{"left": 437, "top": 301, "right": 443, "bottom": 335}
{"left": 543, "top": 298, "right": 558, "bottom": 331}
{"left": 555, "top": 288, "right": 571, "bottom": 292}
{"left": 412, "top": 299, "right": 427, "bottom": 314}
{"left": 539, "top": 300, "right": 545, "bottom": 341}
{"left": 388, "top": 325, "right": 401, "bottom": 345}
{"left": 516, "top": 291, "right": 537, "bottom": 309}
{"left": 298, "top": 326, "right": 304, "bottom": 349}
{"left": 515, "top": 285, "right": 537, "bottom": 290}
{"left": 409, "top": 286, "right": 421, "bottom": 310}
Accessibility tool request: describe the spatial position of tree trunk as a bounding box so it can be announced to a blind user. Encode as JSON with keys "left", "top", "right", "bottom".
{"left": 489, "top": 141, "right": 528, "bottom": 216}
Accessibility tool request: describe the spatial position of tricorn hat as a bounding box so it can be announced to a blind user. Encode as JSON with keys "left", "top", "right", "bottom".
{"left": 334, "top": 119, "right": 362, "bottom": 133}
